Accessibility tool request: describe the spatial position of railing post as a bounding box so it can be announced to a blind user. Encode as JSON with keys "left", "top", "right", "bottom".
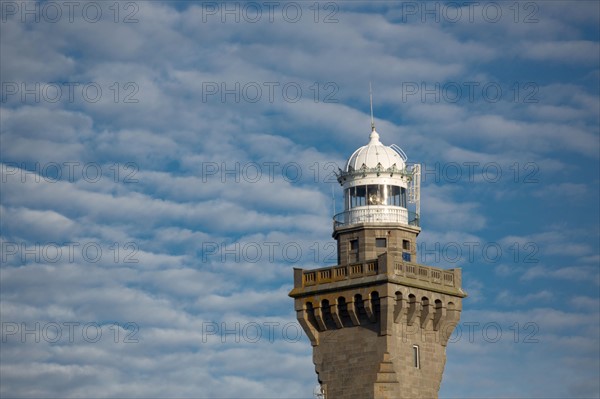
{"left": 453, "top": 268, "right": 461, "bottom": 288}
{"left": 378, "top": 253, "right": 389, "bottom": 276}
{"left": 293, "top": 268, "right": 304, "bottom": 288}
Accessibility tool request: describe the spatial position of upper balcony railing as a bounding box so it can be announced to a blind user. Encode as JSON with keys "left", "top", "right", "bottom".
{"left": 333, "top": 206, "right": 420, "bottom": 228}
{"left": 294, "top": 257, "right": 461, "bottom": 293}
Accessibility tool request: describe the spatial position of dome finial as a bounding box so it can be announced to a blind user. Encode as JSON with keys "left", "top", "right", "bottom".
{"left": 369, "top": 82, "right": 375, "bottom": 132}
{"left": 368, "top": 82, "right": 380, "bottom": 143}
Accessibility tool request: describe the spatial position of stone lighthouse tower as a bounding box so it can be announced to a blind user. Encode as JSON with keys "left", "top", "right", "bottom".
{"left": 289, "top": 116, "right": 467, "bottom": 399}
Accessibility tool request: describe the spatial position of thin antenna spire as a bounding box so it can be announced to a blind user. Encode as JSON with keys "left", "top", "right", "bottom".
{"left": 331, "top": 184, "right": 336, "bottom": 216}
{"left": 369, "top": 82, "right": 375, "bottom": 131}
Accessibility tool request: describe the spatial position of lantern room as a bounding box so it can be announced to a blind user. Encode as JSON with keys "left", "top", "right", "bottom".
{"left": 334, "top": 128, "right": 420, "bottom": 229}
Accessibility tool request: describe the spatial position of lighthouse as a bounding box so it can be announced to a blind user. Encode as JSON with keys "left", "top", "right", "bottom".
{"left": 290, "top": 107, "right": 467, "bottom": 399}
{"left": 333, "top": 123, "right": 421, "bottom": 266}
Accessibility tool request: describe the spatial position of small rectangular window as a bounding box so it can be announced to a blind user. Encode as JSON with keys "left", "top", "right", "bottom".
{"left": 403, "top": 240, "right": 410, "bottom": 250}
{"left": 349, "top": 239, "right": 359, "bottom": 263}
{"left": 376, "top": 238, "right": 386, "bottom": 248}
{"left": 402, "top": 252, "right": 411, "bottom": 262}
{"left": 413, "top": 345, "right": 420, "bottom": 368}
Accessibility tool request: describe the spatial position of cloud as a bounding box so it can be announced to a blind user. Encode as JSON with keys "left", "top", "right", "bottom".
{"left": 1, "top": 1, "right": 598, "bottom": 398}
{"left": 570, "top": 296, "right": 600, "bottom": 310}
{"left": 520, "top": 40, "right": 600, "bottom": 65}
{"left": 0, "top": 206, "right": 79, "bottom": 242}
{"left": 421, "top": 185, "right": 486, "bottom": 231}
{"left": 443, "top": 306, "right": 600, "bottom": 398}
{"left": 521, "top": 265, "right": 600, "bottom": 284}
{"left": 495, "top": 290, "right": 554, "bottom": 306}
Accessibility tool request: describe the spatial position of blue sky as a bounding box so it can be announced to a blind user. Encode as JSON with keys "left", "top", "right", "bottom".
{"left": 1, "top": 1, "right": 599, "bottom": 397}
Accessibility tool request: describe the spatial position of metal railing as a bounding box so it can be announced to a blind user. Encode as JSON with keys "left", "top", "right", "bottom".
{"left": 333, "top": 206, "right": 419, "bottom": 228}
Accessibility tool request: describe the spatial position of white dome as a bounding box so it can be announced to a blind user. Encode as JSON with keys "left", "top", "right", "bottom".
{"left": 345, "top": 130, "right": 407, "bottom": 172}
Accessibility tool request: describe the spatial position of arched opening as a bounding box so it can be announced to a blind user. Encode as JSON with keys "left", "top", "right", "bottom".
{"left": 434, "top": 299, "right": 443, "bottom": 330}
{"left": 371, "top": 291, "right": 381, "bottom": 320}
{"left": 354, "top": 294, "right": 367, "bottom": 323}
{"left": 407, "top": 294, "right": 417, "bottom": 325}
{"left": 394, "top": 291, "right": 403, "bottom": 321}
{"left": 337, "top": 296, "right": 352, "bottom": 327}
{"left": 321, "top": 299, "right": 336, "bottom": 330}
{"left": 420, "top": 296, "right": 430, "bottom": 328}
{"left": 305, "top": 301, "right": 318, "bottom": 330}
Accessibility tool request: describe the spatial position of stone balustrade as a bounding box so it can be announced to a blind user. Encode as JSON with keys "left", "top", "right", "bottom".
{"left": 294, "top": 254, "right": 460, "bottom": 292}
